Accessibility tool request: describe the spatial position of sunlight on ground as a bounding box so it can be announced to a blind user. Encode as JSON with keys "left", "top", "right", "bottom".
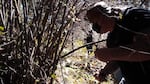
{"left": 53, "top": 40, "right": 113, "bottom": 84}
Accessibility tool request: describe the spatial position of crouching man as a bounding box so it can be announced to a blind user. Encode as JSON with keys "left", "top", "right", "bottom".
{"left": 86, "top": 2, "right": 150, "bottom": 84}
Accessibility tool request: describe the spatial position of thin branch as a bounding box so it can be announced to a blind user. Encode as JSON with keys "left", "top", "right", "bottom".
{"left": 0, "top": 77, "right": 4, "bottom": 84}
{"left": 59, "top": 61, "right": 66, "bottom": 84}
{"left": 0, "top": 40, "right": 15, "bottom": 47}
{"left": 61, "top": 39, "right": 106, "bottom": 58}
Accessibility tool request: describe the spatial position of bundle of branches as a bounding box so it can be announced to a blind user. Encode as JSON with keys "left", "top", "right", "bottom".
{"left": 0, "top": 0, "right": 87, "bottom": 84}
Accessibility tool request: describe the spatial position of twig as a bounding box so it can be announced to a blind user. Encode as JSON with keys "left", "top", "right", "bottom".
{"left": 59, "top": 60, "right": 66, "bottom": 84}
{"left": 0, "top": 40, "right": 15, "bottom": 47}
{"left": 61, "top": 39, "right": 106, "bottom": 58}
{"left": 140, "top": 0, "right": 146, "bottom": 7}
{"left": 0, "top": 77, "right": 4, "bottom": 84}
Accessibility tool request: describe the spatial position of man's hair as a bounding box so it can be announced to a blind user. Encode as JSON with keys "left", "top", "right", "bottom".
{"left": 86, "top": 5, "right": 108, "bottom": 21}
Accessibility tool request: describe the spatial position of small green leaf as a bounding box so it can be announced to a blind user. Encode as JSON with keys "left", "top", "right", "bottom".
{"left": 0, "top": 26, "right": 4, "bottom": 31}
{"left": 119, "top": 13, "right": 123, "bottom": 20}
{"left": 0, "top": 31, "right": 5, "bottom": 35}
{"left": 35, "top": 79, "right": 40, "bottom": 83}
{"left": 51, "top": 73, "right": 56, "bottom": 79}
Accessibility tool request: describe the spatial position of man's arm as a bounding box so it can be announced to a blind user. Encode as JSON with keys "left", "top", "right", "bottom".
{"left": 95, "top": 46, "right": 150, "bottom": 62}
{"left": 95, "top": 34, "right": 150, "bottom": 62}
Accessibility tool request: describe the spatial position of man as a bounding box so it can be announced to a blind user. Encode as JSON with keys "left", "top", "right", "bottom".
{"left": 86, "top": 2, "right": 150, "bottom": 84}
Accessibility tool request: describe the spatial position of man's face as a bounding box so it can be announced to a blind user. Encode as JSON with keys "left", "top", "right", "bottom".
{"left": 87, "top": 10, "right": 104, "bottom": 33}
{"left": 87, "top": 6, "right": 115, "bottom": 33}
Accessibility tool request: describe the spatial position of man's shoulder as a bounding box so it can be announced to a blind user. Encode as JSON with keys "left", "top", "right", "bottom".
{"left": 121, "top": 7, "right": 150, "bottom": 32}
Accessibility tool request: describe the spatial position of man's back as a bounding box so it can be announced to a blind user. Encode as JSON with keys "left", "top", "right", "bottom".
{"left": 108, "top": 7, "right": 150, "bottom": 84}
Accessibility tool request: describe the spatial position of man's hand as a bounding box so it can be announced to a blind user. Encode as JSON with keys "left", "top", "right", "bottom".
{"left": 94, "top": 70, "right": 107, "bottom": 82}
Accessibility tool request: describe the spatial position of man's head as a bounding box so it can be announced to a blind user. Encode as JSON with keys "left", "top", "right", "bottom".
{"left": 86, "top": 5, "right": 108, "bottom": 23}
{"left": 86, "top": 3, "right": 116, "bottom": 33}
